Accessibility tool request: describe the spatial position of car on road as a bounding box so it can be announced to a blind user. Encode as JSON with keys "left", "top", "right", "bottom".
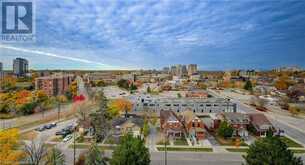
{"left": 35, "top": 126, "right": 45, "bottom": 132}
{"left": 63, "top": 134, "right": 73, "bottom": 142}
{"left": 44, "top": 124, "right": 53, "bottom": 129}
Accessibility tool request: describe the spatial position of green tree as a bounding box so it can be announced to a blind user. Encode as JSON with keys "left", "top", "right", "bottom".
{"left": 129, "top": 83, "right": 137, "bottom": 91}
{"left": 244, "top": 80, "right": 253, "bottom": 91}
{"left": 110, "top": 134, "right": 150, "bottom": 165}
{"left": 45, "top": 148, "right": 65, "bottom": 165}
{"left": 243, "top": 136, "right": 303, "bottom": 165}
{"left": 85, "top": 143, "right": 107, "bottom": 165}
{"left": 147, "top": 86, "right": 151, "bottom": 93}
{"left": 117, "top": 79, "right": 129, "bottom": 90}
{"left": 142, "top": 121, "right": 150, "bottom": 137}
{"left": 217, "top": 121, "right": 234, "bottom": 139}
{"left": 177, "top": 93, "right": 182, "bottom": 98}
{"left": 90, "top": 91, "right": 110, "bottom": 142}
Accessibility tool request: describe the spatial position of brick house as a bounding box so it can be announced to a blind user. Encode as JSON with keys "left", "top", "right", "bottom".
{"left": 218, "top": 113, "right": 250, "bottom": 138}
{"left": 249, "top": 113, "right": 274, "bottom": 137}
{"left": 160, "top": 110, "right": 184, "bottom": 138}
{"left": 181, "top": 110, "right": 205, "bottom": 140}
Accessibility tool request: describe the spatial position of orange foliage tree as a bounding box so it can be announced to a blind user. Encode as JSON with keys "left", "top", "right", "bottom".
{"left": 109, "top": 98, "right": 133, "bottom": 117}
{"left": 0, "top": 128, "right": 24, "bottom": 164}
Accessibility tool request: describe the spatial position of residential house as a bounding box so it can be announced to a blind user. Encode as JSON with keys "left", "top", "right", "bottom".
{"left": 181, "top": 110, "right": 206, "bottom": 141}
{"left": 112, "top": 116, "right": 144, "bottom": 138}
{"left": 160, "top": 110, "right": 184, "bottom": 138}
{"left": 218, "top": 113, "right": 250, "bottom": 138}
{"left": 249, "top": 113, "right": 274, "bottom": 137}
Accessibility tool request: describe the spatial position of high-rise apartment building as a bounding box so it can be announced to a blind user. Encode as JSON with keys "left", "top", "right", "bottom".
{"left": 13, "top": 58, "right": 28, "bottom": 77}
{"left": 187, "top": 64, "right": 198, "bottom": 75}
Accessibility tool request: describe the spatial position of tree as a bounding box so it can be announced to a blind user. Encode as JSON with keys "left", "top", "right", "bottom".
{"left": 110, "top": 134, "right": 150, "bottom": 165}
{"left": 0, "top": 128, "right": 24, "bottom": 165}
{"left": 146, "top": 86, "right": 151, "bottom": 93}
{"left": 243, "top": 136, "right": 303, "bottom": 165}
{"left": 289, "top": 105, "right": 301, "bottom": 116}
{"left": 142, "top": 120, "right": 150, "bottom": 137}
{"left": 117, "top": 79, "right": 129, "bottom": 90}
{"left": 90, "top": 91, "right": 110, "bottom": 142}
{"left": 45, "top": 148, "right": 65, "bottom": 165}
{"left": 177, "top": 93, "right": 182, "bottom": 98}
{"left": 24, "top": 140, "right": 47, "bottom": 165}
{"left": 129, "top": 83, "right": 137, "bottom": 92}
{"left": 244, "top": 80, "right": 253, "bottom": 91}
{"left": 109, "top": 98, "right": 133, "bottom": 118}
{"left": 85, "top": 143, "right": 107, "bottom": 165}
{"left": 217, "top": 121, "right": 234, "bottom": 139}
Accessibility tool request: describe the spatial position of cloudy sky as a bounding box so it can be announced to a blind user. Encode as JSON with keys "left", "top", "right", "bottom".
{"left": 1, "top": 0, "right": 305, "bottom": 70}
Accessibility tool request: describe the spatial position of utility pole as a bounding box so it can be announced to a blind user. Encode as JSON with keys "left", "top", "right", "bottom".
{"left": 165, "top": 134, "right": 168, "bottom": 165}
{"left": 73, "top": 132, "right": 76, "bottom": 165}
{"left": 57, "top": 101, "right": 61, "bottom": 121}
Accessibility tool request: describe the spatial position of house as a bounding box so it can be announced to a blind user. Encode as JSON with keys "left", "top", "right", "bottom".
{"left": 181, "top": 110, "right": 206, "bottom": 140}
{"left": 160, "top": 110, "right": 184, "bottom": 138}
{"left": 218, "top": 113, "right": 250, "bottom": 138}
{"left": 249, "top": 113, "right": 274, "bottom": 137}
{"left": 112, "top": 116, "right": 144, "bottom": 138}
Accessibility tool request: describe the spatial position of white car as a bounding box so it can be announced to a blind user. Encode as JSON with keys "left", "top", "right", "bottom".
{"left": 63, "top": 135, "right": 73, "bottom": 142}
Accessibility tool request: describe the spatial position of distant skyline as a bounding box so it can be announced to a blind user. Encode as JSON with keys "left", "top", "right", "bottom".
{"left": 1, "top": 0, "right": 305, "bottom": 70}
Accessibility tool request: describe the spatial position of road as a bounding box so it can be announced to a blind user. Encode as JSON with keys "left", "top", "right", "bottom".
{"left": 208, "top": 88, "right": 305, "bottom": 147}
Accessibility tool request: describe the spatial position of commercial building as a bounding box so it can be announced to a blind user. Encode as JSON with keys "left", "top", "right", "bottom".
{"left": 35, "top": 74, "right": 74, "bottom": 96}
{"left": 131, "top": 96, "right": 236, "bottom": 114}
{"left": 187, "top": 64, "right": 198, "bottom": 76}
{"left": 13, "top": 58, "right": 28, "bottom": 77}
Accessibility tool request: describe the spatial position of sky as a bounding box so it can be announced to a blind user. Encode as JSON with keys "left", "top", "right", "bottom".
{"left": 1, "top": 0, "right": 305, "bottom": 70}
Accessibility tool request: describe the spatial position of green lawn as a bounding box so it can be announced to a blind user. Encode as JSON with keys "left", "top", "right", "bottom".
{"left": 291, "top": 149, "right": 305, "bottom": 154}
{"left": 157, "top": 147, "right": 213, "bottom": 152}
{"left": 214, "top": 135, "right": 248, "bottom": 146}
{"left": 69, "top": 144, "right": 116, "bottom": 150}
{"left": 226, "top": 148, "right": 249, "bottom": 152}
{"left": 157, "top": 140, "right": 170, "bottom": 145}
{"left": 174, "top": 138, "right": 188, "bottom": 145}
{"left": 280, "top": 136, "right": 303, "bottom": 148}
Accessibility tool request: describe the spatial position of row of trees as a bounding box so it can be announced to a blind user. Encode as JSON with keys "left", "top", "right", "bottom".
{"left": 0, "top": 89, "right": 68, "bottom": 116}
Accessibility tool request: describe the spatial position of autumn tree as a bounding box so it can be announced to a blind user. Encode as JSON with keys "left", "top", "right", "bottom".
{"left": 109, "top": 98, "right": 133, "bottom": 118}
{"left": 0, "top": 128, "right": 24, "bottom": 165}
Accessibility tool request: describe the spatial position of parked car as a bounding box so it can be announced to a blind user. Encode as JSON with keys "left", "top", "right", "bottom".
{"left": 35, "top": 126, "right": 45, "bottom": 132}
{"left": 63, "top": 134, "right": 73, "bottom": 142}
{"left": 50, "top": 122, "right": 57, "bottom": 127}
{"left": 44, "top": 124, "right": 53, "bottom": 129}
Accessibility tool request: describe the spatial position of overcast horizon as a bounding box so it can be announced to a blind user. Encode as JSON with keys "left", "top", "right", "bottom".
{"left": 1, "top": 0, "right": 305, "bottom": 70}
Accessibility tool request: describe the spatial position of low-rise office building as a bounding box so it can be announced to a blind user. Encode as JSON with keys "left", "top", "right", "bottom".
{"left": 131, "top": 95, "right": 236, "bottom": 114}
{"left": 35, "top": 74, "right": 74, "bottom": 96}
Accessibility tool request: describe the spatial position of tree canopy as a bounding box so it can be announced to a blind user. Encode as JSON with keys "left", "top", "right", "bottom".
{"left": 217, "top": 120, "right": 234, "bottom": 139}
{"left": 243, "top": 136, "right": 303, "bottom": 165}
{"left": 110, "top": 134, "right": 150, "bottom": 165}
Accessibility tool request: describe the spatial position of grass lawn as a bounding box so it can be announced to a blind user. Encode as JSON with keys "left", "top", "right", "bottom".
{"left": 290, "top": 149, "right": 305, "bottom": 154}
{"left": 215, "top": 135, "right": 248, "bottom": 146}
{"left": 226, "top": 148, "right": 249, "bottom": 152}
{"left": 20, "top": 130, "right": 38, "bottom": 140}
{"left": 157, "top": 147, "right": 213, "bottom": 152}
{"left": 104, "top": 136, "right": 117, "bottom": 144}
{"left": 69, "top": 144, "right": 116, "bottom": 150}
{"left": 174, "top": 138, "right": 188, "bottom": 145}
{"left": 157, "top": 139, "right": 169, "bottom": 145}
{"left": 50, "top": 136, "right": 63, "bottom": 142}
{"left": 0, "top": 113, "right": 15, "bottom": 119}
{"left": 280, "top": 136, "right": 303, "bottom": 148}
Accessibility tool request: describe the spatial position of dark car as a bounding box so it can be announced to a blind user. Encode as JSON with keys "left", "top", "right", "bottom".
{"left": 44, "top": 124, "right": 53, "bottom": 129}
{"left": 35, "top": 126, "right": 45, "bottom": 132}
